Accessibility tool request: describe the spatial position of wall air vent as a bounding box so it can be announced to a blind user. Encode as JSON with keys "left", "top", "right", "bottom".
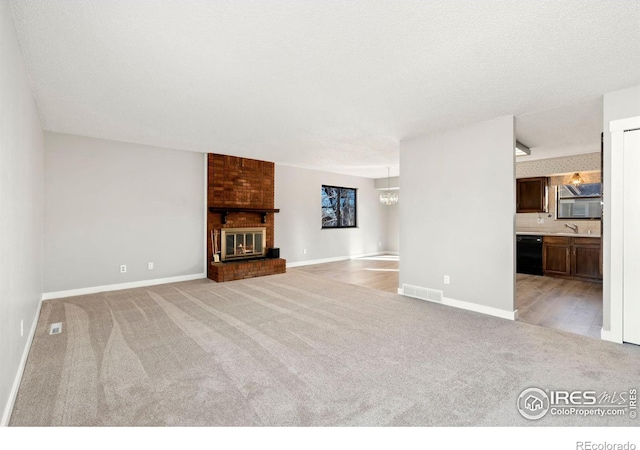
{"left": 402, "top": 284, "right": 443, "bottom": 302}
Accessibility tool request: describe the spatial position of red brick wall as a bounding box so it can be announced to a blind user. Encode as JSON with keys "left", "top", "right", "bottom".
{"left": 207, "top": 154, "right": 279, "bottom": 280}
{"left": 208, "top": 154, "right": 274, "bottom": 209}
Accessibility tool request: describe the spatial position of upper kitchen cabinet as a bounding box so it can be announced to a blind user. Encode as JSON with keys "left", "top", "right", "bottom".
{"left": 516, "top": 177, "right": 548, "bottom": 213}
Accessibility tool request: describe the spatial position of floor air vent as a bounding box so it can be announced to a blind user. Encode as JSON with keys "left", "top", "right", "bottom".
{"left": 402, "top": 284, "right": 443, "bottom": 302}
{"left": 49, "top": 323, "right": 62, "bottom": 335}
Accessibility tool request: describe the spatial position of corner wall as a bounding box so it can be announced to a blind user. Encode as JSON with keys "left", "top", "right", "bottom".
{"left": 0, "top": 0, "right": 44, "bottom": 425}
{"left": 399, "top": 116, "right": 516, "bottom": 317}
{"left": 275, "top": 165, "right": 388, "bottom": 265}
{"left": 43, "top": 132, "right": 205, "bottom": 294}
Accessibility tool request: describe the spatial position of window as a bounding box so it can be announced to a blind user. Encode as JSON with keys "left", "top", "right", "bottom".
{"left": 556, "top": 183, "right": 602, "bottom": 220}
{"left": 321, "top": 185, "right": 357, "bottom": 228}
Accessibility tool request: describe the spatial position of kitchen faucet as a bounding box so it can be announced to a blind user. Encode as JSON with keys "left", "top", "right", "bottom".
{"left": 565, "top": 223, "right": 579, "bottom": 233}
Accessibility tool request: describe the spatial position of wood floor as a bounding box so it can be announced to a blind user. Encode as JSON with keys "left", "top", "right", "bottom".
{"left": 516, "top": 273, "right": 602, "bottom": 339}
{"left": 294, "top": 257, "right": 603, "bottom": 339}
{"left": 293, "top": 255, "right": 400, "bottom": 294}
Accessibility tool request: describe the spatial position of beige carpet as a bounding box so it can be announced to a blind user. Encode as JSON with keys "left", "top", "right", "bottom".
{"left": 10, "top": 271, "right": 640, "bottom": 426}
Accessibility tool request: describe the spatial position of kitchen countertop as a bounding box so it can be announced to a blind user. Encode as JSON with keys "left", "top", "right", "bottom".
{"left": 516, "top": 231, "right": 601, "bottom": 238}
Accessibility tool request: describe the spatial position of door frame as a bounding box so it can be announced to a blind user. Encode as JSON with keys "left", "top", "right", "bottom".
{"left": 605, "top": 116, "right": 640, "bottom": 343}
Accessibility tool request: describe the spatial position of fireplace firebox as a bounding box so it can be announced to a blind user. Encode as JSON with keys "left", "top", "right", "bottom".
{"left": 221, "top": 227, "right": 267, "bottom": 261}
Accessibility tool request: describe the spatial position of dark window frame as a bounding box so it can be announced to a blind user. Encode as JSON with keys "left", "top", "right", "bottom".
{"left": 321, "top": 185, "right": 358, "bottom": 229}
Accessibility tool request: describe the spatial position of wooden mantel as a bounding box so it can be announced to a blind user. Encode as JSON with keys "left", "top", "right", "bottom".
{"left": 208, "top": 207, "right": 280, "bottom": 224}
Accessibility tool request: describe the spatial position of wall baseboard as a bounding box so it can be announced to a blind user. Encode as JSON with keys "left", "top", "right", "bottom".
{"left": 286, "top": 251, "right": 394, "bottom": 268}
{"left": 350, "top": 251, "right": 395, "bottom": 259}
{"left": 600, "top": 328, "right": 621, "bottom": 344}
{"left": 397, "top": 287, "right": 517, "bottom": 321}
{"left": 42, "top": 273, "right": 207, "bottom": 301}
{"left": 442, "top": 297, "right": 518, "bottom": 321}
{"left": 1, "top": 297, "right": 42, "bottom": 427}
{"left": 287, "top": 255, "right": 351, "bottom": 268}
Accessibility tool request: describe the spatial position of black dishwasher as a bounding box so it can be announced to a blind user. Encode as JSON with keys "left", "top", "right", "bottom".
{"left": 516, "top": 235, "right": 543, "bottom": 275}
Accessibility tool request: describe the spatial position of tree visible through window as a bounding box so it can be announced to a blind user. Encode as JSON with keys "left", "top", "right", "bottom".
{"left": 322, "top": 185, "right": 357, "bottom": 228}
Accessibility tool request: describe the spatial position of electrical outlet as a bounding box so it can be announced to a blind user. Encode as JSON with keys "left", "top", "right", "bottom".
{"left": 303, "top": 249, "right": 307, "bottom": 255}
{"left": 20, "top": 319, "right": 24, "bottom": 337}
{"left": 120, "top": 265, "right": 127, "bottom": 273}
{"left": 444, "top": 275, "right": 450, "bottom": 284}
{"left": 49, "top": 323, "right": 62, "bottom": 335}
{"left": 148, "top": 262, "right": 154, "bottom": 270}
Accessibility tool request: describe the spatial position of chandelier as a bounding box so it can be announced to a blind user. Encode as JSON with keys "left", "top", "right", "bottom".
{"left": 379, "top": 167, "right": 399, "bottom": 205}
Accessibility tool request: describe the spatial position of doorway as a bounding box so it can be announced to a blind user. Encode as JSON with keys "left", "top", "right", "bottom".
{"left": 514, "top": 153, "right": 604, "bottom": 337}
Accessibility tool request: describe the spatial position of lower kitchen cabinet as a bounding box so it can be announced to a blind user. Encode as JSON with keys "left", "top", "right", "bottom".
{"left": 542, "top": 236, "right": 571, "bottom": 276}
{"left": 572, "top": 238, "right": 602, "bottom": 279}
{"left": 543, "top": 236, "right": 602, "bottom": 281}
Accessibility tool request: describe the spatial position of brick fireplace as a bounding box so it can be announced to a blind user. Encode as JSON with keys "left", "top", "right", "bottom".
{"left": 207, "top": 153, "right": 286, "bottom": 282}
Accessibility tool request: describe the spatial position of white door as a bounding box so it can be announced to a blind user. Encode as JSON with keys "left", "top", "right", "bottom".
{"left": 623, "top": 129, "right": 640, "bottom": 345}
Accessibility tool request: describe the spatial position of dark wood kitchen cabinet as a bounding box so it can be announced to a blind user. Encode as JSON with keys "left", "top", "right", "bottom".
{"left": 571, "top": 237, "right": 602, "bottom": 279}
{"left": 516, "top": 177, "right": 547, "bottom": 213}
{"left": 542, "top": 236, "right": 571, "bottom": 276}
{"left": 543, "top": 236, "right": 602, "bottom": 281}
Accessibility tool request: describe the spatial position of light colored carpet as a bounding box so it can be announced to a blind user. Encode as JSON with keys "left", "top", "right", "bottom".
{"left": 10, "top": 271, "right": 640, "bottom": 426}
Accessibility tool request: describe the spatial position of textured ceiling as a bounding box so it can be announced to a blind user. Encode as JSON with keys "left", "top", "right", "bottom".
{"left": 516, "top": 97, "right": 604, "bottom": 162}
{"left": 9, "top": 0, "right": 640, "bottom": 178}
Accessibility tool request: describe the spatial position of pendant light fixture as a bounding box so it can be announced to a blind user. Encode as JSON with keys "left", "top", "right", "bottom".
{"left": 569, "top": 172, "right": 584, "bottom": 186}
{"left": 379, "top": 167, "right": 399, "bottom": 205}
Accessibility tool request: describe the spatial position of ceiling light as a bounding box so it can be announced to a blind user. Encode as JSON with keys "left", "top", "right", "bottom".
{"left": 515, "top": 141, "right": 530, "bottom": 156}
{"left": 379, "top": 167, "right": 398, "bottom": 205}
{"left": 570, "top": 172, "right": 584, "bottom": 186}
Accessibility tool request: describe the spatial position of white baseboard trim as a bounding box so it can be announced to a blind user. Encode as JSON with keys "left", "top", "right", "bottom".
{"left": 397, "top": 287, "right": 517, "bottom": 321}
{"left": 442, "top": 297, "right": 518, "bottom": 321}
{"left": 600, "top": 328, "right": 622, "bottom": 344}
{"left": 287, "top": 255, "right": 351, "bottom": 268}
{"left": 286, "top": 251, "right": 395, "bottom": 268}
{"left": 42, "top": 273, "right": 207, "bottom": 301}
{"left": 349, "top": 251, "right": 393, "bottom": 259}
{"left": 1, "top": 297, "right": 42, "bottom": 427}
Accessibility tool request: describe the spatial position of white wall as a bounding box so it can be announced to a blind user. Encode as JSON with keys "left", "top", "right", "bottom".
{"left": 602, "top": 85, "right": 640, "bottom": 334}
{"left": 374, "top": 176, "right": 400, "bottom": 253}
{"left": 385, "top": 202, "right": 399, "bottom": 253}
{"left": 0, "top": 0, "right": 44, "bottom": 425}
{"left": 374, "top": 176, "right": 399, "bottom": 190}
{"left": 43, "top": 132, "right": 205, "bottom": 294}
{"left": 275, "top": 165, "right": 388, "bottom": 265}
{"left": 399, "top": 116, "right": 515, "bottom": 316}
